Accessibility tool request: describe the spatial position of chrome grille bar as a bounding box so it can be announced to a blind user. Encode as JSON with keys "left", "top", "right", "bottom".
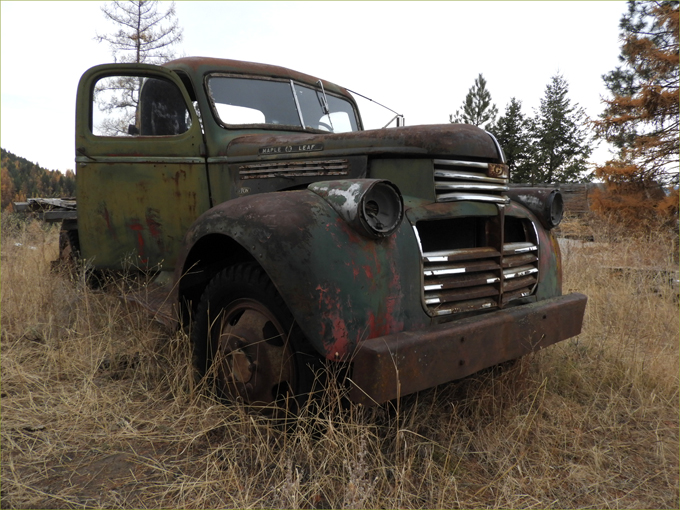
{"left": 434, "top": 158, "right": 509, "bottom": 204}
{"left": 416, "top": 217, "right": 540, "bottom": 316}
{"left": 435, "top": 183, "right": 510, "bottom": 192}
{"left": 434, "top": 159, "right": 488, "bottom": 170}
{"left": 434, "top": 169, "right": 507, "bottom": 183}
{"left": 436, "top": 192, "right": 510, "bottom": 204}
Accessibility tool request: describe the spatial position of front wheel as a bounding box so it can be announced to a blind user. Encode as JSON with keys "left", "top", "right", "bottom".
{"left": 192, "top": 263, "right": 317, "bottom": 412}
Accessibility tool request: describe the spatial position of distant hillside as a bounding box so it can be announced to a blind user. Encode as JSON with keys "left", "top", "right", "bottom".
{"left": 1, "top": 148, "right": 76, "bottom": 210}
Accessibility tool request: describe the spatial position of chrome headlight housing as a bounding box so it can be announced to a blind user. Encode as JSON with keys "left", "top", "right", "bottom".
{"left": 546, "top": 189, "right": 564, "bottom": 229}
{"left": 505, "top": 187, "right": 564, "bottom": 230}
{"left": 309, "top": 179, "right": 404, "bottom": 238}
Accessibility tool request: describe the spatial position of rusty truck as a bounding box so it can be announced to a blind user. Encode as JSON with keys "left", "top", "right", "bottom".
{"left": 54, "top": 57, "right": 587, "bottom": 408}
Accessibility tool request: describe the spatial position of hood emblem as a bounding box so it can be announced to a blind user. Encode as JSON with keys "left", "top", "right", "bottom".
{"left": 259, "top": 143, "right": 324, "bottom": 155}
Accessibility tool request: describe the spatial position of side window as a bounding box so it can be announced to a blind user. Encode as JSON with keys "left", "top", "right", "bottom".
{"left": 92, "top": 75, "right": 192, "bottom": 137}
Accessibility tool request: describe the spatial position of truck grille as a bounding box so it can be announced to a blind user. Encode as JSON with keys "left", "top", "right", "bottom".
{"left": 239, "top": 159, "right": 349, "bottom": 179}
{"left": 415, "top": 217, "right": 538, "bottom": 317}
{"left": 434, "top": 159, "right": 509, "bottom": 204}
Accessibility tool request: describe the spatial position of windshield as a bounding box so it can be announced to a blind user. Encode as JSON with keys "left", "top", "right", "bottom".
{"left": 206, "top": 75, "right": 359, "bottom": 133}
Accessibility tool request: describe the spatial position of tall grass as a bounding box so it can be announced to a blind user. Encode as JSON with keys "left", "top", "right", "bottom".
{"left": 2, "top": 214, "right": 678, "bottom": 509}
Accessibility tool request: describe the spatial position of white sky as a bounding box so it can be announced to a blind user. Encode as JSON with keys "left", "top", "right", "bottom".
{"left": 1, "top": 1, "right": 627, "bottom": 173}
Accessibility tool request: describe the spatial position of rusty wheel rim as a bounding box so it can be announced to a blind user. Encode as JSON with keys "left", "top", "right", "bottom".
{"left": 214, "top": 299, "right": 296, "bottom": 407}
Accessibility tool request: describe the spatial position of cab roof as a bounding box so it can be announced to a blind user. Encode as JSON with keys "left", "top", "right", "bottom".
{"left": 163, "top": 57, "right": 352, "bottom": 99}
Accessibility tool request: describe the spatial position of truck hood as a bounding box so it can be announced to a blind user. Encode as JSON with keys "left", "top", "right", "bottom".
{"left": 224, "top": 124, "right": 502, "bottom": 162}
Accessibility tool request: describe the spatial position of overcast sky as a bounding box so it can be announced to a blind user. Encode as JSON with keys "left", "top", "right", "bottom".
{"left": 1, "top": 1, "right": 627, "bottom": 173}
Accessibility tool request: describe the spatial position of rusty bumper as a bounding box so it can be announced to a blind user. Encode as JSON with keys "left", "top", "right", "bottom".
{"left": 349, "top": 293, "right": 587, "bottom": 405}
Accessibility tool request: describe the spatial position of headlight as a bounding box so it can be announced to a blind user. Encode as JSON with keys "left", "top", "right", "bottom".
{"left": 360, "top": 181, "right": 403, "bottom": 236}
{"left": 505, "top": 188, "right": 564, "bottom": 230}
{"left": 546, "top": 189, "right": 564, "bottom": 229}
{"left": 309, "top": 179, "right": 404, "bottom": 239}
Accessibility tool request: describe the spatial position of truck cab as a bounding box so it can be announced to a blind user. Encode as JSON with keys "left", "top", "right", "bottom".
{"left": 72, "top": 57, "right": 586, "bottom": 408}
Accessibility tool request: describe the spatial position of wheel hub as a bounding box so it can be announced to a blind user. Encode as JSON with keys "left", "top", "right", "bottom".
{"left": 229, "top": 349, "right": 253, "bottom": 384}
{"left": 214, "top": 300, "right": 295, "bottom": 407}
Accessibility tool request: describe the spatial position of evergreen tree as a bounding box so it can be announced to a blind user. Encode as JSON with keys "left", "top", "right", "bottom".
{"left": 94, "top": 1, "right": 184, "bottom": 135}
{"left": 489, "top": 98, "right": 532, "bottom": 183}
{"left": 528, "top": 74, "right": 593, "bottom": 183}
{"left": 449, "top": 74, "right": 498, "bottom": 129}
{"left": 593, "top": 0, "right": 678, "bottom": 226}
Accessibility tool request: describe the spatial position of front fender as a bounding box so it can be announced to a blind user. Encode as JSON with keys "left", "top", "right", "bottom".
{"left": 506, "top": 200, "right": 562, "bottom": 298}
{"left": 175, "top": 189, "right": 426, "bottom": 360}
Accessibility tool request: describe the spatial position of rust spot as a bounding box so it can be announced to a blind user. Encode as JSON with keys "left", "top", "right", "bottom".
{"left": 145, "top": 210, "right": 162, "bottom": 240}
{"left": 137, "top": 181, "right": 150, "bottom": 195}
{"left": 188, "top": 191, "right": 197, "bottom": 215}
{"left": 129, "top": 221, "right": 148, "bottom": 264}
{"left": 367, "top": 294, "right": 403, "bottom": 338}
{"left": 103, "top": 208, "right": 112, "bottom": 231}
{"left": 100, "top": 206, "right": 118, "bottom": 240}
{"left": 334, "top": 216, "right": 362, "bottom": 246}
{"left": 315, "top": 283, "right": 350, "bottom": 358}
{"left": 145, "top": 208, "right": 165, "bottom": 254}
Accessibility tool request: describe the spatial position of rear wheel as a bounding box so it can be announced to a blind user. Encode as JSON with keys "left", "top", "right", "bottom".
{"left": 192, "top": 263, "right": 317, "bottom": 412}
{"left": 52, "top": 227, "right": 80, "bottom": 272}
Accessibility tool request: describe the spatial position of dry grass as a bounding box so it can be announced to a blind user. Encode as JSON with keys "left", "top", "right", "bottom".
{"left": 2, "top": 214, "right": 678, "bottom": 509}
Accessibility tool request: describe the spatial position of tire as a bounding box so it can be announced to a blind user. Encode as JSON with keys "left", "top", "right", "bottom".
{"left": 192, "top": 263, "right": 318, "bottom": 413}
{"left": 52, "top": 228, "right": 80, "bottom": 272}
{"left": 53, "top": 229, "right": 109, "bottom": 288}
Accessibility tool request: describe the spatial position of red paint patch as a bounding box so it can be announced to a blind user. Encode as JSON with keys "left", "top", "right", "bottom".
{"left": 129, "top": 221, "right": 148, "bottom": 264}
{"left": 365, "top": 256, "right": 404, "bottom": 338}
{"left": 103, "top": 208, "right": 112, "bottom": 231}
{"left": 329, "top": 313, "right": 350, "bottom": 358}
{"left": 146, "top": 215, "right": 162, "bottom": 239}
{"left": 316, "top": 283, "right": 351, "bottom": 359}
{"left": 145, "top": 209, "right": 164, "bottom": 250}
{"left": 335, "top": 216, "right": 363, "bottom": 245}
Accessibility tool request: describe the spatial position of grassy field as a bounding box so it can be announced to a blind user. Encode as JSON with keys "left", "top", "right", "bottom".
{"left": 1, "top": 214, "right": 678, "bottom": 509}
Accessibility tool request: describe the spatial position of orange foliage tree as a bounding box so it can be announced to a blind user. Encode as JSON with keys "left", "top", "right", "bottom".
{"left": 1, "top": 165, "right": 15, "bottom": 211}
{"left": 593, "top": 1, "right": 679, "bottom": 227}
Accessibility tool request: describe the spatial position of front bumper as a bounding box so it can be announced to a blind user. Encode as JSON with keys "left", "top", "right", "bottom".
{"left": 349, "top": 292, "right": 587, "bottom": 405}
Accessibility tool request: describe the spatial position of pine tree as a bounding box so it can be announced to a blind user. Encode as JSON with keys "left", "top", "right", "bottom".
{"left": 489, "top": 98, "right": 532, "bottom": 183}
{"left": 592, "top": 1, "right": 679, "bottom": 226}
{"left": 449, "top": 74, "right": 498, "bottom": 129}
{"left": 94, "top": 1, "right": 183, "bottom": 135}
{"left": 528, "top": 74, "right": 593, "bottom": 183}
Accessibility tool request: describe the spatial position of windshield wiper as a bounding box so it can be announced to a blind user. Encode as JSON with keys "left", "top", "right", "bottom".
{"left": 316, "top": 80, "right": 330, "bottom": 115}
{"left": 290, "top": 80, "right": 306, "bottom": 128}
{"left": 316, "top": 80, "right": 334, "bottom": 132}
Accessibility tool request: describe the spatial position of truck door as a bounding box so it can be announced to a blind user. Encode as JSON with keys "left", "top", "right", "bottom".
{"left": 75, "top": 64, "right": 210, "bottom": 271}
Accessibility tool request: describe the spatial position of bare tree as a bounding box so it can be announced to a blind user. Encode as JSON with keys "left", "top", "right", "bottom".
{"left": 96, "top": 0, "right": 183, "bottom": 64}
{"left": 94, "top": 1, "right": 184, "bottom": 135}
